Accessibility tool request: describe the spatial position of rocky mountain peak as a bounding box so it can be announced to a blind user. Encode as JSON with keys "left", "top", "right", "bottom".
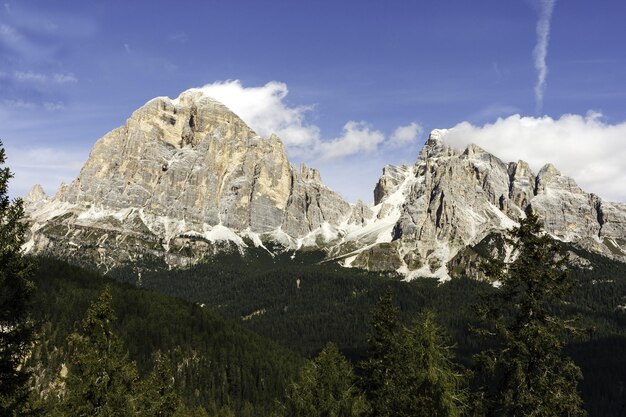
{"left": 417, "top": 129, "right": 456, "bottom": 161}
{"left": 23, "top": 106, "right": 626, "bottom": 279}
{"left": 298, "top": 163, "right": 322, "bottom": 183}
{"left": 25, "top": 90, "right": 353, "bottom": 268}
{"left": 535, "top": 163, "right": 584, "bottom": 195}
{"left": 24, "top": 184, "right": 46, "bottom": 204}
{"left": 341, "top": 130, "right": 626, "bottom": 280}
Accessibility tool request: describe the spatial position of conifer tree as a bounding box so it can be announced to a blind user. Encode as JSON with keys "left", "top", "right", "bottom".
{"left": 0, "top": 141, "right": 35, "bottom": 415}
{"left": 284, "top": 342, "right": 369, "bottom": 417}
{"left": 476, "top": 211, "right": 586, "bottom": 416}
{"left": 396, "top": 310, "right": 467, "bottom": 417}
{"left": 138, "top": 351, "right": 182, "bottom": 417}
{"left": 360, "top": 288, "right": 401, "bottom": 416}
{"left": 63, "top": 286, "right": 139, "bottom": 416}
{"left": 361, "top": 290, "right": 466, "bottom": 417}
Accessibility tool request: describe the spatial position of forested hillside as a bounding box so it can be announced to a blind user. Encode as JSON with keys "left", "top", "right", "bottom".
{"left": 104, "top": 243, "right": 626, "bottom": 416}
{"left": 27, "top": 257, "right": 302, "bottom": 416}
{"left": 11, "top": 243, "right": 626, "bottom": 416}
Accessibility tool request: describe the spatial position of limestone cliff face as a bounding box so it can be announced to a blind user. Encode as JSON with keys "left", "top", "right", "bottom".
{"left": 341, "top": 130, "right": 626, "bottom": 279}
{"left": 61, "top": 92, "right": 296, "bottom": 233}
{"left": 25, "top": 90, "right": 353, "bottom": 267}
{"left": 23, "top": 93, "right": 626, "bottom": 277}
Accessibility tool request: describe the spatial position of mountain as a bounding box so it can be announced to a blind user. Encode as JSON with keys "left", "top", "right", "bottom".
{"left": 24, "top": 91, "right": 626, "bottom": 278}
{"left": 329, "top": 129, "right": 626, "bottom": 279}
{"left": 24, "top": 90, "right": 364, "bottom": 269}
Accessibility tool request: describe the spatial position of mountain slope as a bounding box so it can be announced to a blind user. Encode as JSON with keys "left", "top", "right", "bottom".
{"left": 332, "top": 130, "right": 626, "bottom": 279}
{"left": 25, "top": 90, "right": 363, "bottom": 269}
{"left": 23, "top": 91, "right": 626, "bottom": 278}
{"left": 28, "top": 256, "right": 301, "bottom": 414}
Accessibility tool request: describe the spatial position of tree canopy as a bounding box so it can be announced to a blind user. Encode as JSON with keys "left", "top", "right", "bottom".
{"left": 0, "top": 141, "right": 35, "bottom": 416}
{"left": 476, "top": 211, "right": 586, "bottom": 417}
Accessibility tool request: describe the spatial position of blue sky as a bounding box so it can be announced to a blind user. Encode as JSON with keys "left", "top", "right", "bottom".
{"left": 2, "top": 0, "right": 626, "bottom": 202}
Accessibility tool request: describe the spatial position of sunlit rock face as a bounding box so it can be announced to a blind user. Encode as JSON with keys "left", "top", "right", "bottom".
{"left": 335, "top": 130, "right": 626, "bottom": 280}
{"left": 25, "top": 90, "right": 355, "bottom": 268}
{"left": 23, "top": 91, "right": 626, "bottom": 277}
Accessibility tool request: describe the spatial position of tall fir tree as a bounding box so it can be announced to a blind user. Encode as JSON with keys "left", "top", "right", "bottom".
{"left": 360, "top": 288, "right": 401, "bottom": 417}
{"left": 137, "top": 351, "right": 183, "bottom": 417}
{"left": 396, "top": 310, "right": 467, "bottom": 417}
{"left": 284, "top": 342, "right": 369, "bottom": 417}
{"left": 476, "top": 210, "right": 586, "bottom": 417}
{"left": 62, "top": 286, "right": 139, "bottom": 416}
{"left": 0, "top": 141, "right": 35, "bottom": 416}
{"left": 361, "top": 290, "right": 466, "bottom": 417}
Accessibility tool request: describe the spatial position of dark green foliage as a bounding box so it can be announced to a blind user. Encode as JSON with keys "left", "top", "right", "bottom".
{"left": 24, "top": 227, "right": 626, "bottom": 416}
{"left": 476, "top": 212, "right": 586, "bottom": 417}
{"left": 62, "top": 286, "right": 139, "bottom": 416}
{"left": 27, "top": 257, "right": 301, "bottom": 415}
{"left": 0, "top": 142, "right": 35, "bottom": 415}
{"left": 137, "top": 352, "right": 182, "bottom": 416}
{"left": 101, "top": 244, "right": 626, "bottom": 416}
{"left": 360, "top": 289, "right": 401, "bottom": 416}
{"left": 109, "top": 252, "right": 490, "bottom": 360}
{"left": 361, "top": 291, "right": 467, "bottom": 417}
{"left": 283, "top": 342, "right": 369, "bottom": 417}
{"left": 397, "top": 310, "right": 467, "bottom": 417}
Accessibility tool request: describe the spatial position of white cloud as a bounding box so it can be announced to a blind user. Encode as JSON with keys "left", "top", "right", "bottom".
{"left": 317, "top": 121, "right": 385, "bottom": 160}
{"left": 441, "top": 112, "right": 626, "bottom": 202}
{"left": 533, "top": 0, "right": 556, "bottom": 113}
{"left": 387, "top": 122, "right": 422, "bottom": 149}
{"left": 53, "top": 73, "right": 77, "bottom": 83}
{"left": 194, "top": 80, "right": 421, "bottom": 160}
{"left": 12, "top": 70, "right": 77, "bottom": 84}
{"left": 43, "top": 101, "right": 65, "bottom": 111}
{"left": 14, "top": 70, "right": 47, "bottom": 82}
{"left": 196, "top": 80, "right": 319, "bottom": 155}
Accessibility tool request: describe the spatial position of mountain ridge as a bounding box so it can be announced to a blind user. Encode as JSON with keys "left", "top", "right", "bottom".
{"left": 23, "top": 89, "right": 626, "bottom": 278}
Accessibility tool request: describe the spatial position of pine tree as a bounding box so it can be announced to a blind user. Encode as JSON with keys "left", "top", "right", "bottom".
{"left": 0, "top": 141, "right": 35, "bottom": 415}
{"left": 476, "top": 211, "right": 586, "bottom": 416}
{"left": 138, "top": 351, "right": 182, "bottom": 417}
{"left": 62, "top": 286, "right": 139, "bottom": 416}
{"left": 395, "top": 310, "right": 467, "bottom": 417}
{"left": 361, "top": 290, "right": 466, "bottom": 417}
{"left": 284, "top": 342, "right": 369, "bottom": 417}
{"left": 360, "top": 288, "right": 401, "bottom": 417}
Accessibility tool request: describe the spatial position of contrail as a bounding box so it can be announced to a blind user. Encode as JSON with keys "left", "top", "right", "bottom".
{"left": 533, "top": 0, "right": 556, "bottom": 114}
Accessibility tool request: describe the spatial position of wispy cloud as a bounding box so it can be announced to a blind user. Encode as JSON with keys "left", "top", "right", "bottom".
{"left": 533, "top": 0, "right": 556, "bottom": 114}
{"left": 12, "top": 70, "right": 77, "bottom": 83}
{"left": 43, "top": 101, "right": 65, "bottom": 111}
{"left": 3, "top": 146, "right": 85, "bottom": 198}
{"left": 0, "top": 23, "right": 49, "bottom": 60}
{"left": 53, "top": 73, "right": 77, "bottom": 83}
{"left": 1, "top": 99, "right": 37, "bottom": 109}
{"left": 14, "top": 70, "right": 47, "bottom": 82}
{"left": 168, "top": 32, "right": 188, "bottom": 43}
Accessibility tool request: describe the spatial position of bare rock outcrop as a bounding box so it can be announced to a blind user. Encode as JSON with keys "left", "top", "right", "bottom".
{"left": 25, "top": 90, "right": 353, "bottom": 266}
{"left": 331, "top": 130, "right": 626, "bottom": 279}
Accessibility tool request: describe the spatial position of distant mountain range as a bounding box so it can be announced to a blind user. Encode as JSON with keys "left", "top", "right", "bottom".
{"left": 23, "top": 89, "right": 626, "bottom": 278}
